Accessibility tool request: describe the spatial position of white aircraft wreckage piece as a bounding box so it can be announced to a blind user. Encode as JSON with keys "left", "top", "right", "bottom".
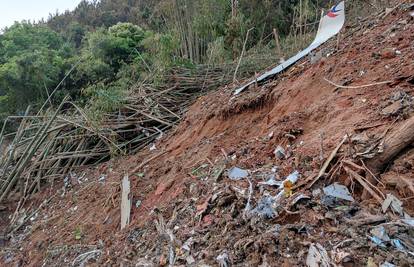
{"left": 234, "top": 1, "right": 345, "bottom": 95}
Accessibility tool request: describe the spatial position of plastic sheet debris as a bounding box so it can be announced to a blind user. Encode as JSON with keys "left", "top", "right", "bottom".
{"left": 274, "top": 145, "right": 286, "bottom": 159}
{"left": 382, "top": 193, "right": 403, "bottom": 215}
{"left": 306, "top": 243, "right": 331, "bottom": 267}
{"left": 323, "top": 183, "right": 354, "bottom": 202}
{"left": 227, "top": 167, "right": 248, "bottom": 180}
{"left": 391, "top": 239, "right": 414, "bottom": 256}
{"left": 252, "top": 195, "right": 277, "bottom": 219}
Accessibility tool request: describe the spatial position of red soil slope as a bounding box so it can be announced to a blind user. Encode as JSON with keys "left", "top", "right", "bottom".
{"left": 1, "top": 3, "right": 414, "bottom": 267}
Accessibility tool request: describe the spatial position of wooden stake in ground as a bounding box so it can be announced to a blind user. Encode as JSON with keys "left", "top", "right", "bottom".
{"left": 120, "top": 174, "right": 131, "bottom": 230}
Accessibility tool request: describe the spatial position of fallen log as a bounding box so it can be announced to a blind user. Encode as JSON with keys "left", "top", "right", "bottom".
{"left": 363, "top": 115, "right": 414, "bottom": 198}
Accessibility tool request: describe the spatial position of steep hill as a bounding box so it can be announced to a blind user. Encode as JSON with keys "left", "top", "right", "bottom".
{"left": 1, "top": 2, "right": 414, "bottom": 266}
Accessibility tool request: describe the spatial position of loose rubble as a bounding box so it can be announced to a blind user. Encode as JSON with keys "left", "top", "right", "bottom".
{"left": 1, "top": 2, "right": 414, "bottom": 266}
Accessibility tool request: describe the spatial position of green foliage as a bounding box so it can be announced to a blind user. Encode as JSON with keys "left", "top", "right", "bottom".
{"left": 142, "top": 32, "right": 179, "bottom": 70}
{"left": 0, "top": 0, "right": 336, "bottom": 126}
{"left": 82, "top": 79, "right": 128, "bottom": 121}
{"left": 66, "top": 22, "right": 86, "bottom": 48}
{"left": 0, "top": 23, "right": 73, "bottom": 119}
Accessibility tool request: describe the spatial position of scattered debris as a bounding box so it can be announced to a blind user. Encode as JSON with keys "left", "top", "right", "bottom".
{"left": 382, "top": 101, "right": 402, "bottom": 116}
{"left": 370, "top": 226, "right": 390, "bottom": 247}
{"left": 306, "top": 243, "right": 331, "bottom": 267}
{"left": 3, "top": 4, "right": 414, "bottom": 266}
{"left": 216, "top": 251, "right": 230, "bottom": 267}
{"left": 274, "top": 145, "right": 286, "bottom": 159}
{"left": 323, "top": 183, "right": 354, "bottom": 202}
{"left": 258, "top": 174, "right": 282, "bottom": 187}
{"left": 72, "top": 249, "right": 102, "bottom": 266}
{"left": 382, "top": 193, "right": 403, "bottom": 215}
{"left": 278, "top": 170, "right": 300, "bottom": 197}
{"left": 227, "top": 167, "right": 249, "bottom": 180}
{"left": 252, "top": 195, "right": 277, "bottom": 219}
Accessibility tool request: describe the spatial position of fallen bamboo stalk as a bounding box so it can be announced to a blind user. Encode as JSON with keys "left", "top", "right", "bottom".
{"left": 0, "top": 97, "right": 67, "bottom": 202}
{"left": 344, "top": 166, "right": 384, "bottom": 203}
{"left": 308, "top": 135, "right": 347, "bottom": 188}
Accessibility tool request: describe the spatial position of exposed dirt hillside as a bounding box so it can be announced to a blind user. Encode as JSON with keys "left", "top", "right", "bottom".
{"left": 1, "top": 3, "right": 414, "bottom": 267}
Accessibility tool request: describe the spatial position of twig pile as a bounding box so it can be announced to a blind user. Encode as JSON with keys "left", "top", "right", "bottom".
{"left": 0, "top": 59, "right": 275, "bottom": 203}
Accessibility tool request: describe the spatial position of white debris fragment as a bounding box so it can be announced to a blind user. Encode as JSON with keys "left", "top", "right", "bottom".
{"left": 380, "top": 262, "right": 396, "bottom": 267}
{"left": 382, "top": 193, "right": 403, "bottom": 215}
{"left": 278, "top": 170, "right": 300, "bottom": 190}
{"left": 216, "top": 251, "right": 230, "bottom": 267}
{"left": 258, "top": 175, "right": 282, "bottom": 187}
{"left": 274, "top": 145, "right": 286, "bottom": 159}
{"left": 227, "top": 167, "right": 249, "bottom": 180}
{"left": 323, "top": 183, "right": 354, "bottom": 202}
{"left": 306, "top": 243, "right": 331, "bottom": 267}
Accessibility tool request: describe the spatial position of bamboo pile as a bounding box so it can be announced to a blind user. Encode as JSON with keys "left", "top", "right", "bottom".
{"left": 0, "top": 57, "right": 275, "bottom": 204}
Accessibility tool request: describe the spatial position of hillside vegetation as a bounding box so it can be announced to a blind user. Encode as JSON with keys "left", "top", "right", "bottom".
{"left": 0, "top": 0, "right": 338, "bottom": 124}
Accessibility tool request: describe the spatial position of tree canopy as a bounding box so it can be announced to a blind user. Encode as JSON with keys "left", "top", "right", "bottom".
{"left": 0, "top": 0, "right": 327, "bottom": 124}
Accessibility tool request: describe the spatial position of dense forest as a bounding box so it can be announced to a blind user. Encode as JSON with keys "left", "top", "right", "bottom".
{"left": 0, "top": 0, "right": 336, "bottom": 125}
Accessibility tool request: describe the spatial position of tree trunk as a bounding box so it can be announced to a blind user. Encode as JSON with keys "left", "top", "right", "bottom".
{"left": 363, "top": 116, "right": 414, "bottom": 198}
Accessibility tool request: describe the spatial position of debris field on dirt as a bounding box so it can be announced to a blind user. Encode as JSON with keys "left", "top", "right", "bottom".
{"left": 1, "top": 2, "right": 414, "bottom": 267}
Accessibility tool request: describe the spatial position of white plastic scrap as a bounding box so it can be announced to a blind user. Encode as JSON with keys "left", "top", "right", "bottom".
{"left": 306, "top": 243, "right": 331, "bottom": 267}
{"left": 323, "top": 183, "right": 354, "bottom": 202}
{"left": 380, "top": 262, "right": 396, "bottom": 267}
{"left": 227, "top": 167, "right": 249, "bottom": 180}
{"left": 382, "top": 193, "right": 403, "bottom": 215}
